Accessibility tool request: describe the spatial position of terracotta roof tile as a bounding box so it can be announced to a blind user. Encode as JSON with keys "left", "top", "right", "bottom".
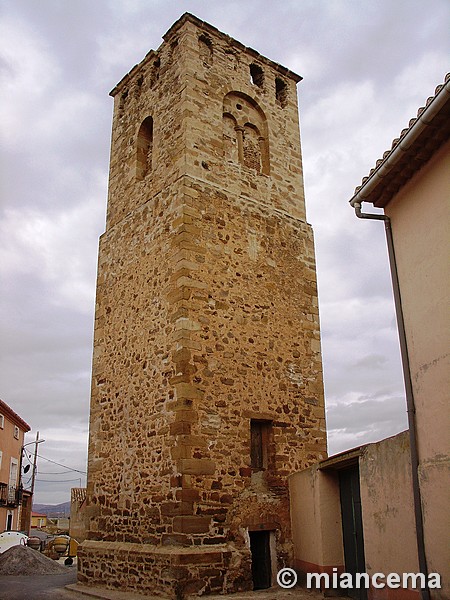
{"left": 351, "top": 73, "right": 450, "bottom": 207}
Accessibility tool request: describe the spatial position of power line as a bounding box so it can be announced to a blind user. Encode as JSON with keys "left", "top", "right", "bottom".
{"left": 36, "top": 478, "right": 83, "bottom": 483}
{"left": 23, "top": 449, "right": 33, "bottom": 461}
{"left": 36, "top": 453, "right": 87, "bottom": 475}
{"left": 38, "top": 471, "right": 76, "bottom": 475}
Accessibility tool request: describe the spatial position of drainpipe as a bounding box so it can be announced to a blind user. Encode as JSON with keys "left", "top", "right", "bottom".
{"left": 352, "top": 202, "right": 430, "bottom": 600}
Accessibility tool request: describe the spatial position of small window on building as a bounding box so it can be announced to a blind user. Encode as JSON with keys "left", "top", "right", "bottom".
{"left": 198, "top": 33, "right": 213, "bottom": 67}
{"left": 0, "top": 414, "right": 4, "bottom": 429}
{"left": 150, "top": 58, "right": 160, "bottom": 87}
{"left": 13, "top": 426, "right": 19, "bottom": 440}
{"left": 250, "top": 420, "right": 271, "bottom": 471}
{"left": 250, "top": 64, "right": 264, "bottom": 88}
{"left": 134, "top": 75, "right": 144, "bottom": 98}
{"left": 0, "top": 451, "right": 3, "bottom": 470}
{"left": 118, "top": 89, "right": 128, "bottom": 115}
{"left": 136, "top": 116, "right": 153, "bottom": 181}
{"left": 275, "top": 77, "right": 288, "bottom": 107}
{"left": 243, "top": 124, "right": 262, "bottom": 172}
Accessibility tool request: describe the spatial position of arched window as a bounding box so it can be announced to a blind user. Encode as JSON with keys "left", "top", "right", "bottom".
{"left": 222, "top": 92, "right": 270, "bottom": 175}
{"left": 136, "top": 116, "right": 153, "bottom": 181}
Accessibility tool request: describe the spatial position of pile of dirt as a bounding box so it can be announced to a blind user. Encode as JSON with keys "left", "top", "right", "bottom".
{"left": 0, "top": 545, "right": 68, "bottom": 576}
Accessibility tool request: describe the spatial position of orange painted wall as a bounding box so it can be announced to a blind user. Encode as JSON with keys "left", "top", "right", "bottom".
{"left": 0, "top": 404, "right": 28, "bottom": 532}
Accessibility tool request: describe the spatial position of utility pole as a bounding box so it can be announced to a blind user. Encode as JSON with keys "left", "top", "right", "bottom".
{"left": 19, "top": 432, "right": 44, "bottom": 535}
{"left": 30, "top": 431, "right": 39, "bottom": 498}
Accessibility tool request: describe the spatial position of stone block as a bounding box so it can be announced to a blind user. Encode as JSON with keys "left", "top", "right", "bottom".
{"left": 174, "top": 382, "right": 204, "bottom": 400}
{"left": 160, "top": 501, "right": 194, "bottom": 516}
{"left": 178, "top": 458, "right": 216, "bottom": 475}
{"left": 175, "top": 488, "right": 200, "bottom": 502}
{"left": 170, "top": 421, "right": 191, "bottom": 435}
{"left": 174, "top": 550, "right": 224, "bottom": 565}
{"left": 176, "top": 276, "right": 207, "bottom": 290}
{"left": 161, "top": 533, "right": 192, "bottom": 547}
{"left": 172, "top": 515, "right": 211, "bottom": 534}
{"left": 171, "top": 409, "right": 198, "bottom": 423}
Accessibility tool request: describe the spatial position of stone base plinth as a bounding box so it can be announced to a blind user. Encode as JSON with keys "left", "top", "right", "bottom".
{"left": 77, "top": 540, "right": 252, "bottom": 598}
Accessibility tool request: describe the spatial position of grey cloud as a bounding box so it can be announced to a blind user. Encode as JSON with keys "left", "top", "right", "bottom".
{"left": 327, "top": 394, "right": 408, "bottom": 454}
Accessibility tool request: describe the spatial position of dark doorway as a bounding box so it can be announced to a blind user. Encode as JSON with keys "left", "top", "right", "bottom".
{"left": 249, "top": 530, "right": 272, "bottom": 589}
{"left": 339, "top": 466, "right": 367, "bottom": 600}
{"left": 6, "top": 513, "right": 13, "bottom": 531}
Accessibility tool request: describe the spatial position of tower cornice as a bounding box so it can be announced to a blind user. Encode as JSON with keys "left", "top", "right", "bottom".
{"left": 110, "top": 12, "right": 302, "bottom": 98}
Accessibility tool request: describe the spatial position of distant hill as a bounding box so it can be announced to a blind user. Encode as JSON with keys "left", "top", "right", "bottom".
{"left": 33, "top": 501, "right": 71, "bottom": 518}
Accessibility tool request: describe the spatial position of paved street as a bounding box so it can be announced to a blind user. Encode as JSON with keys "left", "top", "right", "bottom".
{"left": 66, "top": 582, "right": 340, "bottom": 600}
{"left": 0, "top": 569, "right": 79, "bottom": 600}
{"left": 0, "top": 571, "right": 347, "bottom": 600}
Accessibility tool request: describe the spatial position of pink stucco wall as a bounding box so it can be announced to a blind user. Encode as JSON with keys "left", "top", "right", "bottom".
{"left": 289, "top": 465, "right": 344, "bottom": 578}
{"left": 359, "top": 432, "right": 419, "bottom": 599}
{"left": 385, "top": 139, "right": 450, "bottom": 598}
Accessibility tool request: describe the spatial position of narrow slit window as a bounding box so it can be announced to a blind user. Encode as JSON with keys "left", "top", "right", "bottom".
{"left": 275, "top": 78, "right": 288, "bottom": 107}
{"left": 119, "top": 89, "right": 128, "bottom": 115}
{"left": 150, "top": 58, "right": 160, "bottom": 87}
{"left": 250, "top": 420, "right": 271, "bottom": 470}
{"left": 243, "top": 124, "right": 262, "bottom": 172}
{"left": 136, "top": 116, "right": 153, "bottom": 181}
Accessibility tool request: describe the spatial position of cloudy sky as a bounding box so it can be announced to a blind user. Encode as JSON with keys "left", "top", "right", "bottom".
{"left": 1, "top": 0, "right": 448, "bottom": 505}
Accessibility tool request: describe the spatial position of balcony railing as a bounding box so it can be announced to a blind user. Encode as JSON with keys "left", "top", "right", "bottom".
{"left": 0, "top": 482, "right": 22, "bottom": 508}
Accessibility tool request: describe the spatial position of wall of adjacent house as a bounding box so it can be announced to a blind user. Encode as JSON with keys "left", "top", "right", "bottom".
{"left": 290, "top": 432, "right": 427, "bottom": 598}
{"left": 70, "top": 488, "right": 88, "bottom": 542}
{"left": 0, "top": 411, "right": 25, "bottom": 532}
{"left": 359, "top": 432, "right": 419, "bottom": 599}
{"left": 289, "top": 463, "right": 344, "bottom": 579}
{"left": 31, "top": 513, "right": 47, "bottom": 528}
{"left": 385, "top": 139, "right": 450, "bottom": 598}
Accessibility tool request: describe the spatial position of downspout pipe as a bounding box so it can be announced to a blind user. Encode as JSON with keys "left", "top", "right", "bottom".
{"left": 353, "top": 202, "right": 430, "bottom": 600}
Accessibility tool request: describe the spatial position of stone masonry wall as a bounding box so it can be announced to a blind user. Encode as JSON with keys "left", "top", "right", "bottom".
{"left": 81, "top": 13, "right": 326, "bottom": 598}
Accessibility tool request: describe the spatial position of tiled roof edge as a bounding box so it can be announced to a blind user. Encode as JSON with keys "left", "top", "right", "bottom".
{"left": 0, "top": 398, "right": 31, "bottom": 432}
{"left": 350, "top": 73, "right": 450, "bottom": 206}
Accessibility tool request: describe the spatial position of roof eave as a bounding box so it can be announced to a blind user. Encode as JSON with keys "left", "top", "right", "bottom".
{"left": 349, "top": 75, "right": 450, "bottom": 208}
{"left": 0, "top": 398, "right": 31, "bottom": 433}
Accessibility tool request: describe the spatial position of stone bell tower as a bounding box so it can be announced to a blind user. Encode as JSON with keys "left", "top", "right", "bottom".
{"left": 79, "top": 13, "right": 326, "bottom": 597}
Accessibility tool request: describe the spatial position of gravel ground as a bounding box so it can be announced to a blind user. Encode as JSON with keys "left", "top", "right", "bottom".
{"left": 0, "top": 545, "right": 67, "bottom": 576}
